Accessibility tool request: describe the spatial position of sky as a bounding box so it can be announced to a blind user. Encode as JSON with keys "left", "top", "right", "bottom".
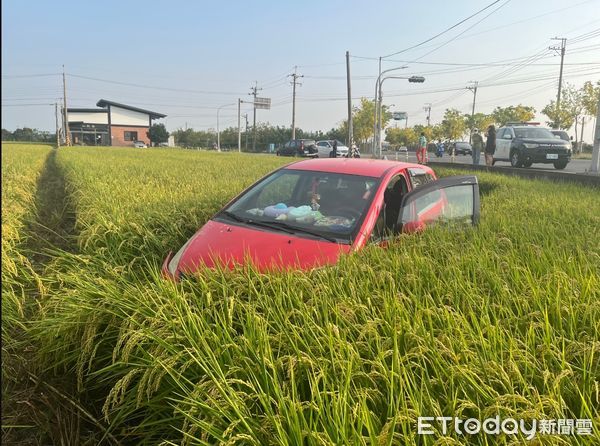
{"left": 2, "top": 0, "right": 600, "bottom": 141}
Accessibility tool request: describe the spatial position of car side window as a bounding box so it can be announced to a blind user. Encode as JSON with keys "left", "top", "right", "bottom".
{"left": 503, "top": 129, "right": 513, "bottom": 139}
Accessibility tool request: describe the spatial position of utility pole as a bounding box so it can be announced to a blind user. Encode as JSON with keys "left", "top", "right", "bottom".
{"left": 289, "top": 66, "right": 303, "bottom": 140}
{"left": 467, "top": 81, "right": 478, "bottom": 144}
{"left": 237, "top": 98, "right": 241, "bottom": 153}
{"left": 424, "top": 103, "right": 432, "bottom": 127}
{"left": 550, "top": 37, "right": 567, "bottom": 129}
{"left": 62, "top": 65, "right": 71, "bottom": 146}
{"left": 590, "top": 98, "right": 600, "bottom": 174}
{"left": 55, "top": 102, "right": 60, "bottom": 148}
{"left": 346, "top": 51, "right": 353, "bottom": 146}
{"left": 244, "top": 113, "right": 249, "bottom": 152}
{"left": 249, "top": 81, "right": 262, "bottom": 152}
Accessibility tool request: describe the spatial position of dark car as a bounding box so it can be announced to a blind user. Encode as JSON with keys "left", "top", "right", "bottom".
{"left": 494, "top": 123, "right": 572, "bottom": 169}
{"left": 451, "top": 141, "right": 472, "bottom": 156}
{"left": 276, "top": 139, "right": 319, "bottom": 157}
{"left": 550, "top": 130, "right": 573, "bottom": 151}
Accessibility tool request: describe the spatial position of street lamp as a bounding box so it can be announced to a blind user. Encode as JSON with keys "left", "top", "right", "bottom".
{"left": 377, "top": 75, "right": 425, "bottom": 158}
{"left": 373, "top": 65, "right": 408, "bottom": 155}
{"left": 217, "top": 103, "right": 236, "bottom": 152}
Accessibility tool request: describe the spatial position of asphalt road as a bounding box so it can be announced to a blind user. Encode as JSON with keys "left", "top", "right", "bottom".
{"left": 378, "top": 152, "right": 594, "bottom": 174}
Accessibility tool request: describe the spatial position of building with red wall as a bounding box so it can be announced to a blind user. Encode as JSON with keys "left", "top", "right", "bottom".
{"left": 67, "top": 99, "right": 166, "bottom": 146}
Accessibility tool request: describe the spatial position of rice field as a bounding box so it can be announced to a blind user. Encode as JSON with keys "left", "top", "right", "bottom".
{"left": 2, "top": 143, "right": 599, "bottom": 445}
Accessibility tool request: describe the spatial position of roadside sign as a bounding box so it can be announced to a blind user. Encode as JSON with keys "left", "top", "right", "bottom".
{"left": 393, "top": 112, "right": 407, "bottom": 121}
{"left": 254, "top": 97, "right": 271, "bottom": 110}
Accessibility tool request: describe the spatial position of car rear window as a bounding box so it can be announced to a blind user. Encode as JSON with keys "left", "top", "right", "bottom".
{"left": 514, "top": 128, "right": 555, "bottom": 139}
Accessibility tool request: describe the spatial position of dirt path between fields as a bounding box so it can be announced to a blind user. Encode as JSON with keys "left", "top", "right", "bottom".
{"left": 3, "top": 149, "right": 116, "bottom": 446}
{"left": 24, "top": 148, "right": 78, "bottom": 266}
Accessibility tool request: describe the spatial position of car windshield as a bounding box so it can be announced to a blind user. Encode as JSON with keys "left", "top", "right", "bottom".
{"left": 552, "top": 131, "right": 570, "bottom": 141}
{"left": 221, "top": 169, "right": 379, "bottom": 243}
{"left": 514, "top": 128, "right": 556, "bottom": 139}
{"left": 301, "top": 140, "right": 316, "bottom": 146}
{"left": 456, "top": 142, "right": 471, "bottom": 148}
{"left": 333, "top": 140, "right": 346, "bottom": 147}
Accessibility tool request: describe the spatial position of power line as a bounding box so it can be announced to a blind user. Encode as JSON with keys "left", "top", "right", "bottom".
{"left": 382, "top": 0, "right": 503, "bottom": 58}
{"left": 410, "top": 0, "right": 513, "bottom": 62}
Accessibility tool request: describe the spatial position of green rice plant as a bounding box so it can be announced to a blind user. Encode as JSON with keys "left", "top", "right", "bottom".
{"left": 16, "top": 146, "right": 600, "bottom": 444}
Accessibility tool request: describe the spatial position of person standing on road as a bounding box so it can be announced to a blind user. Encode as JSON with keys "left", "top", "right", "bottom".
{"left": 484, "top": 125, "right": 496, "bottom": 167}
{"left": 471, "top": 129, "right": 484, "bottom": 165}
{"left": 331, "top": 140, "right": 338, "bottom": 158}
{"left": 417, "top": 132, "right": 427, "bottom": 163}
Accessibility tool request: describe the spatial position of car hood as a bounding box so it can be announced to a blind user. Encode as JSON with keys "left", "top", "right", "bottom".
{"left": 174, "top": 219, "right": 351, "bottom": 273}
{"left": 519, "top": 138, "right": 569, "bottom": 146}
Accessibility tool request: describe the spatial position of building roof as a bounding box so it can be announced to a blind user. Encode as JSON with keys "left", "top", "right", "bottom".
{"left": 67, "top": 108, "right": 108, "bottom": 113}
{"left": 284, "top": 158, "right": 429, "bottom": 178}
{"left": 96, "top": 99, "right": 167, "bottom": 119}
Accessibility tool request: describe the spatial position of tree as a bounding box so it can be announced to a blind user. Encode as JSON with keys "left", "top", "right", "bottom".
{"left": 440, "top": 108, "right": 467, "bottom": 141}
{"left": 147, "top": 123, "right": 169, "bottom": 146}
{"left": 464, "top": 112, "right": 495, "bottom": 133}
{"left": 580, "top": 80, "right": 600, "bottom": 117}
{"left": 2, "top": 129, "right": 14, "bottom": 141}
{"left": 339, "top": 98, "right": 391, "bottom": 148}
{"left": 542, "top": 100, "right": 575, "bottom": 130}
{"left": 385, "top": 127, "right": 417, "bottom": 147}
{"left": 491, "top": 105, "right": 536, "bottom": 126}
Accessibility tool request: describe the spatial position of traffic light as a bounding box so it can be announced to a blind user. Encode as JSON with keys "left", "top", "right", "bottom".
{"left": 408, "top": 76, "right": 425, "bottom": 83}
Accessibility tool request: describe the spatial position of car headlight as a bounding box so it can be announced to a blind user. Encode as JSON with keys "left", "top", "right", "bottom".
{"left": 524, "top": 143, "right": 539, "bottom": 149}
{"left": 168, "top": 237, "right": 194, "bottom": 276}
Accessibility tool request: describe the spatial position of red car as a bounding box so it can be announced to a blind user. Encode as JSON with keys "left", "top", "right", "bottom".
{"left": 163, "top": 159, "right": 479, "bottom": 278}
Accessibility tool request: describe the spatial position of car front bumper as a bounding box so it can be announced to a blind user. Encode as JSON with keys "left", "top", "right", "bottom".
{"left": 521, "top": 148, "right": 571, "bottom": 163}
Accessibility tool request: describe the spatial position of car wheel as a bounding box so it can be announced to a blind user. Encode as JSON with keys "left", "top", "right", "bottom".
{"left": 523, "top": 160, "right": 533, "bottom": 168}
{"left": 554, "top": 161, "right": 568, "bottom": 170}
{"left": 510, "top": 151, "right": 522, "bottom": 168}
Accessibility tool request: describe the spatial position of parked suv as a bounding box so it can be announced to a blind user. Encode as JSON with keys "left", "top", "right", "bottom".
{"left": 276, "top": 139, "right": 318, "bottom": 157}
{"left": 494, "top": 123, "right": 571, "bottom": 169}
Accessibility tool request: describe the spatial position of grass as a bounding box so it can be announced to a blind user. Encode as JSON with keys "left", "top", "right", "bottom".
{"left": 2, "top": 144, "right": 599, "bottom": 445}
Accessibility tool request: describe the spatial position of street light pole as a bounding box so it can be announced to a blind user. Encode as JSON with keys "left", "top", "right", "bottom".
{"left": 373, "top": 65, "right": 408, "bottom": 157}
{"left": 378, "top": 75, "right": 425, "bottom": 158}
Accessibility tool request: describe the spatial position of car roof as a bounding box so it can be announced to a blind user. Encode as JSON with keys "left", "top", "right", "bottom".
{"left": 284, "top": 158, "right": 431, "bottom": 178}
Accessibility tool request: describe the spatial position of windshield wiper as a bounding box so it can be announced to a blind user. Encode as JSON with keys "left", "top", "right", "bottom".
{"left": 221, "top": 211, "right": 342, "bottom": 243}
{"left": 221, "top": 210, "right": 247, "bottom": 223}
{"left": 263, "top": 221, "right": 340, "bottom": 243}
{"left": 220, "top": 211, "right": 295, "bottom": 234}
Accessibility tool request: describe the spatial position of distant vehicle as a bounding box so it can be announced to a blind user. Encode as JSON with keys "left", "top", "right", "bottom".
{"left": 452, "top": 141, "right": 472, "bottom": 156}
{"left": 550, "top": 130, "right": 573, "bottom": 151}
{"left": 158, "top": 142, "right": 170, "bottom": 147}
{"left": 494, "top": 122, "right": 571, "bottom": 169}
{"left": 162, "top": 159, "right": 480, "bottom": 277}
{"left": 276, "top": 139, "right": 318, "bottom": 157}
{"left": 133, "top": 141, "right": 147, "bottom": 148}
{"left": 398, "top": 146, "right": 408, "bottom": 154}
{"left": 316, "top": 140, "right": 349, "bottom": 158}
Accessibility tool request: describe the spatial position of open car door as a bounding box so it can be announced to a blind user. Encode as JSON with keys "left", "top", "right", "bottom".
{"left": 397, "top": 175, "right": 480, "bottom": 233}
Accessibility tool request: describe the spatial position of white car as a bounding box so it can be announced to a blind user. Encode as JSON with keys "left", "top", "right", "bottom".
{"left": 315, "top": 140, "right": 349, "bottom": 158}
{"left": 133, "top": 141, "right": 147, "bottom": 148}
